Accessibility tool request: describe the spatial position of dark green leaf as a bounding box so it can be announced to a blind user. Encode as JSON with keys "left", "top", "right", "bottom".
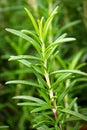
{"left": 69, "top": 50, "right": 85, "bottom": 69}
{"left": 6, "top": 80, "right": 39, "bottom": 87}
{"left": 43, "top": 6, "right": 58, "bottom": 40}
{"left": 68, "top": 97, "right": 78, "bottom": 110}
{"left": 9, "top": 55, "right": 42, "bottom": 62}
{"left": 24, "top": 8, "right": 39, "bottom": 34}
{"left": 18, "top": 59, "right": 32, "bottom": 68}
{"left": 31, "top": 105, "right": 50, "bottom": 113}
{"left": 6, "top": 28, "right": 41, "bottom": 55}
{"left": 22, "top": 30, "right": 40, "bottom": 43}
{"left": 0, "top": 126, "right": 9, "bottom": 129}
{"left": 60, "top": 109, "right": 87, "bottom": 121}
{"left": 52, "top": 73, "right": 72, "bottom": 89}
{"left": 50, "top": 69, "right": 87, "bottom": 76}
{"left": 13, "top": 96, "right": 46, "bottom": 104}
{"left": 17, "top": 102, "right": 43, "bottom": 106}
{"left": 58, "top": 80, "right": 76, "bottom": 104}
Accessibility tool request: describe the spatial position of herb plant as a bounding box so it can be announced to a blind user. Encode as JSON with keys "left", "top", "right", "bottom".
{"left": 6, "top": 7, "right": 87, "bottom": 130}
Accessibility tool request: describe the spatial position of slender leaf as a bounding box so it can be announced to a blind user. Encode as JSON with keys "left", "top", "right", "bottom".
{"left": 0, "top": 126, "right": 9, "bottom": 129}
{"left": 33, "top": 121, "right": 48, "bottom": 129}
{"left": 60, "top": 109, "right": 87, "bottom": 121}
{"left": 76, "top": 62, "right": 87, "bottom": 69}
{"left": 0, "top": 69, "right": 30, "bottom": 77}
{"left": 45, "top": 38, "right": 75, "bottom": 60}
{"left": 22, "top": 30, "right": 40, "bottom": 43}
{"left": 37, "top": 125, "right": 50, "bottom": 130}
{"left": 38, "top": 89, "right": 50, "bottom": 104}
{"left": 76, "top": 78, "right": 87, "bottom": 82}
{"left": 52, "top": 73, "right": 72, "bottom": 89}
{"left": 18, "top": 59, "right": 32, "bottom": 68}
{"left": 6, "top": 80, "right": 39, "bottom": 87}
{"left": 45, "top": 33, "right": 67, "bottom": 59}
{"left": 31, "top": 105, "right": 50, "bottom": 113}
{"left": 43, "top": 6, "right": 58, "bottom": 40}
{"left": 32, "top": 65, "right": 44, "bottom": 75}
{"left": 50, "top": 69, "right": 87, "bottom": 76}
{"left": 55, "top": 33, "right": 67, "bottom": 41}
{"left": 58, "top": 20, "right": 80, "bottom": 36}
{"left": 24, "top": 8, "right": 39, "bottom": 34}
{"left": 69, "top": 50, "right": 85, "bottom": 69}
{"left": 56, "top": 55, "right": 67, "bottom": 69}
{"left": 9, "top": 55, "right": 42, "bottom": 61}
{"left": 38, "top": 17, "right": 44, "bottom": 43}
{"left": 46, "top": 38, "right": 75, "bottom": 53}
{"left": 13, "top": 96, "right": 46, "bottom": 104}
{"left": 37, "top": 74, "right": 48, "bottom": 89}
{"left": 17, "top": 102, "right": 43, "bottom": 106}
{"left": 6, "top": 28, "right": 41, "bottom": 55}
{"left": 68, "top": 97, "right": 78, "bottom": 110}
{"left": 58, "top": 80, "right": 76, "bottom": 104}
{"left": 64, "top": 116, "right": 82, "bottom": 122}
{"left": 5, "top": 36, "right": 20, "bottom": 53}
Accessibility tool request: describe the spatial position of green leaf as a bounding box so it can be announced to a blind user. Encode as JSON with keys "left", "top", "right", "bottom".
{"left": 22, "top": 30, "right": 40, "bottom": 43}
{"left": 37, "top": 74, "right": 48, "bottom": 89}
{"left": 9, "top": 55, "right": 42, "bottom": 62}
{"left": 37, "top": 125, "right": 50, "bottom": 130}
{"left": 68, "top": 97, "right": 78, "bottom": 110}
{"left": 76, "top": 62, "right": 87, "bottom": 69}
{"left": 43, "top": 6, "right": 58, "bottom": 40}
{"left": 24, "top": 8, "right": 39, "bottom": 34}
{"left": 32, "top": 65, "right": 44, "bottom": 75}
{"left": 38, "top": 17, "right": 44, "bottom": 43}
{"left": 31, "top": 105, "right": 50, "bottom": 113}
{"left": 76, "top": 78, "right": 87, "bottom": 82}
{"left": 33, "top": 122, "right": 48, "bottom": 129}
{"left": 58, "top": 20, "right": 80, "bottom": 36}
{"left": 22, "top": 42, "right": 31, "bottom": 54}
{"left": 38, "top": 89, "right": 50, "bottom": 104}
{"left": 6, "top": 28, "right": 41, "bottom": 55}
{"left": 18, "top": 59, "right": 32, "bottom": 68}
{"left": 6, "top": 80, "right": 39, "bottom": 87}
{"left": 0, "top": 69, "right": 30, "bottom": 78}
{"left": 17, "top": 102, "right": 43, "bottom": 106}
{"left": 50, "top": 69, "right": 87, "bottom": 76}
{"left": 13, "top": 96, "right": 46, "bottom": 104}
{"left": 55, "top": 33, "right": 67, "bottom": 41}
{"left": 69, "top": 49, "right": 85, "bottom": 69}
{"left": 45, "top": 33, "right": 67, "bottom": 60}
{"left": 52, "top": 73, "right": 72, "bottom": 89}
{"left": 33, "top": 111, "right": 54, "bottom": 124}
{"left": 45, "top": 36, "right": 75, "bottom": 60}
{"left": 47, "top": 37, "right": 75, "bottom": 52}
{"left": 5, "top": 36, "right": 20, "bottom": 54}
{"left": 56, "top": 55, "right": 67, "bottom": 69}
{"left": 58, "top": 80, "right": 76, "bottom": 104}
{"left": 64, "top": 116, "right": 82, "bottom": 122}
{"left": 0, "top": 126, "right": 9, "bottom": 129}
{"left": 60, "top": 109, "right": 87, "bottom": 121}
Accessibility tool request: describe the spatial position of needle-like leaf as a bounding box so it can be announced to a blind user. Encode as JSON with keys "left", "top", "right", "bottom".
{"left": 6, "top": 28, "right": 41, "bottom": 55}
{"left": 24, "top": 8, "right": 39, "bottom": 34}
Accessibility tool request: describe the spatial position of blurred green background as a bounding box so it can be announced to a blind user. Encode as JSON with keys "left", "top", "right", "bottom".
{"left": 0, "top": 0, "right": 87, "bottom": 129}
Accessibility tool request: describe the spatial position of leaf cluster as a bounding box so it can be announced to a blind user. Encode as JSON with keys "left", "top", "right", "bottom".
{"left": 5, "top": 6, "right": 87, "bottom": 130}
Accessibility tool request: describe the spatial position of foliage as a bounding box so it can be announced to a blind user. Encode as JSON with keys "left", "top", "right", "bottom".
{"left": 0, "top": 0, "right": 87, "bottom": 129}
{"left": 5, "top": 6, "right": 87, "bottom": 130}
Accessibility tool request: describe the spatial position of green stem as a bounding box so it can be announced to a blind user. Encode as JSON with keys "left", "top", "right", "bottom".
{"left": 64, "top": 79, "right": 70, "bottom": 130}
{"left": 44, "top": 59, "right": 61, "bottom": 129}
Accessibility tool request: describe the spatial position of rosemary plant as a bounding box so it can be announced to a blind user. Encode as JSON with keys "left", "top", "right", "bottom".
{"left": 6, "top": 7, "right": 87, "bottom": 130}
